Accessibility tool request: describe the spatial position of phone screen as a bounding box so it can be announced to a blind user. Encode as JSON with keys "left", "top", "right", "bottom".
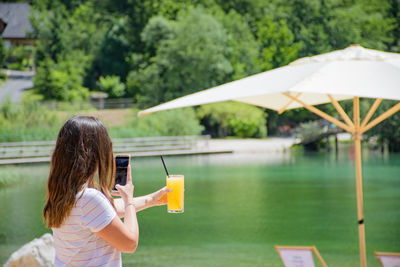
{"left": 114, "top": 156, "right": 130, "bottom": 190}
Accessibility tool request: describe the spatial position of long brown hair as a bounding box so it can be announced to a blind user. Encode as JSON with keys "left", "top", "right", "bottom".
{"left": 43, "top": 116, "right": 115, "bottom": 228}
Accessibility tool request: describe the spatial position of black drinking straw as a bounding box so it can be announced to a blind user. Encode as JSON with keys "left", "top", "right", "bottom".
{"left": 160, "top": 156, "right": 170, "bottom": 176}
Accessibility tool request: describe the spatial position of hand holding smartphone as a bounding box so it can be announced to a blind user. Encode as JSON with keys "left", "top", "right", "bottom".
{"left": 113, "top": 154, "right": 131, "bottom": 191}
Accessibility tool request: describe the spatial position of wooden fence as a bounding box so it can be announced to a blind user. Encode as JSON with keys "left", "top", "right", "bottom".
{"left": 0, "top": 135, "right": 232, "bottom": 165}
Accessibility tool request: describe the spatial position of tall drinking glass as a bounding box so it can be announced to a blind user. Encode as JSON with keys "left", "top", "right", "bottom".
{"left": 166, "top": 175, "right": 184, "bottom": 213}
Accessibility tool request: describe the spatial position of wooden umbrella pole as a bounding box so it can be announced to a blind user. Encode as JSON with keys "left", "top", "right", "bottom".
{"left": 283, "top": 94, "right": 400, "bottom": 267}
{"left": 353, "top": 97, "right": 367, "bottom": 267}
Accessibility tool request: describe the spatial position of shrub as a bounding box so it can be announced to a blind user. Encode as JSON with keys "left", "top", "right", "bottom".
{"left": 109, "top": 108, "right": 204, "bottom": 138}
{"left": 197, "top": 102, "right": 267, "bottom": 138}
{"left": 97, "top": 75, "right": 126, "bottom": 98}
{"left": 34, "top": 55, "right": 89, "bottom": 101}
{"left": 5, "top": 45, "right": 35, "bottom": 70}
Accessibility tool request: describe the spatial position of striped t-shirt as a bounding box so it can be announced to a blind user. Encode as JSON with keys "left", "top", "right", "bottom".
{"left": 52, "top": 188, "right": 120, "bottom": 267}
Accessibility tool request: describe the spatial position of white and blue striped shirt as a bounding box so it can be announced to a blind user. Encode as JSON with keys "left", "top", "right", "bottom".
{"left": 52, "top": 188, "right": 120, "bottom": 267}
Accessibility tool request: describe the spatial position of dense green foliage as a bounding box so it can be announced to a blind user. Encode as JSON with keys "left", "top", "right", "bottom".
{"left": 33, "top": 56, "right": 89, "bottom": 100}
{"left": 128, "top": 7, "right": 233, "bottom": 106}
{"left": 5, "top": 46, "right": 35, "bottom": 70}
{"left": 97, "top": 76, "right": 126, "bottom": 99}
{"left": 30, "top": 0, "right": 400, "bottom": 99}
{"left": 197, "top": 102, "right": 267, "bottom": 138}
{"left": 7, "top": 0, "right": 397, "bottom": 146}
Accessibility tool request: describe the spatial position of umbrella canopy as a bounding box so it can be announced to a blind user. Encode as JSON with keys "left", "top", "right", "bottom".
{"left": 139, "top": 45, "right": 400, "bottom": 116}
{"left": 139, "top": 45, "right": 400, "bottom": 267}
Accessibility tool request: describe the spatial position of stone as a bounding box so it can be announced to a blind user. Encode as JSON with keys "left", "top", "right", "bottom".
{"left": 4, "top": 233, "right": 55, "bottom": 267}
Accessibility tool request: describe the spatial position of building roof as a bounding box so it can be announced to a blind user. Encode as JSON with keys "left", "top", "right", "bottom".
{"left": 0, "top": 3, "right": 33, "bottom": 39}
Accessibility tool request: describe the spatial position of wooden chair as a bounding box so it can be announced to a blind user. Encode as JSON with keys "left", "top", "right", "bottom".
{"left": 374, "top": 252, "right": 400, "bottom": 267}
{"left": 275, "top": 245, "right": 327, "bottom": 267}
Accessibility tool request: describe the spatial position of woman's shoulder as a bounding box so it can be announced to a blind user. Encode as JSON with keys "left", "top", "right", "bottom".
{"left": 83, "top": 187, "right": 102, "bottom": 196}
{"left": 76, "top": 188, "right": 108, "bottom": 206}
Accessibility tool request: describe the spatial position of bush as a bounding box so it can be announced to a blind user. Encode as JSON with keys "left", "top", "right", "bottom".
{"left": 5, "top": 45, "right": 35, "bottom": 70}
{"left": 133, "top": 108, "right": 204, "bottom": 136}
{"left": 109, "top": 108, "right": 204, "bottom": 138}
{"left": 34, "top": 55, "right": 89, "bottom": 101}
{"left": 97, "top": 75, "right": 126, "bottom": 98}
{"left": 197, "top": 102, "right": 267, "bottom": 138}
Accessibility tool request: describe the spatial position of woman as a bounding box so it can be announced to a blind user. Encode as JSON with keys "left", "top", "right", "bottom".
{"left": 43, "top": 116, "right": 170, "bottom": 267}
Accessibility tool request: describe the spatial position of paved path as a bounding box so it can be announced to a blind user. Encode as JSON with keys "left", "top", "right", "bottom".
{"left": 208, "top": 137, "right": 298, "bottom": 153}
{"left": 0, "top": 69, "right": 34, "bottom": 103}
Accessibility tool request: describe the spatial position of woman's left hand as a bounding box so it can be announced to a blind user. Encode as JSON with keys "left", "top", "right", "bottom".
{"left": 148, "top": 186, "right": 171, "bottom": 207}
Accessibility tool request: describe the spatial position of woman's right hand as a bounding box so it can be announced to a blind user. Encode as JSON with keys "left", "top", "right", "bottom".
{"left": 98, "top": 163, "right": 139, "bottom": 253}
{"left": 114, "top": 164, "right": 134, "bottom": 205}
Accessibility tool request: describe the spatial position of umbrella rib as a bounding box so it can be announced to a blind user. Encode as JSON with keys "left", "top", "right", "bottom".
{"left": 327, "top": 94, "right": 354, "bottom": 128}
{"left": 282, "top": 92, "right": 354, "bottom": 133}
{"left": 361, "top": 101, "right": 400, "bottom": 133}
{"left": 360, "top": 98, "right": 382, "bottom": 129}
{"left": 278, "top": 93, "right": 302, "bottom": 114}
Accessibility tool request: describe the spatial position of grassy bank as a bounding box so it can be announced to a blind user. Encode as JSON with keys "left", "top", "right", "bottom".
{"left": 0, "top": 97, "right": 203, "bottom": 142}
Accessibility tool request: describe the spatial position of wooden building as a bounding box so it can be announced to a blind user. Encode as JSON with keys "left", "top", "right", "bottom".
{"left": 0, "top": 3, "right": 35, "bottom": 46}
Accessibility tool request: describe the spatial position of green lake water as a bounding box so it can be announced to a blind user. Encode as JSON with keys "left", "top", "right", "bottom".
{"left": 0, "top": 147, "right": 399, "bottom": 266}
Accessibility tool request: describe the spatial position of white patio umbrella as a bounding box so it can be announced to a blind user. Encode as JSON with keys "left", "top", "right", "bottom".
{"left": 139, "top": 44, "right": 400, "bottom": 267}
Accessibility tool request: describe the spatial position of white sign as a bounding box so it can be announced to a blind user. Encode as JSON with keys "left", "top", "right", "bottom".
{"left": 377, "top": 255, "right": 400, "bottom": 267}
{"left": 277, "top": 248, "right": 315, "bottom": 267}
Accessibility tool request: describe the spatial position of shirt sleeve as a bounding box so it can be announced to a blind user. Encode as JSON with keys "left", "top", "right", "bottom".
{"left": 79, "top": 188, "right": 116, "bottom": 232}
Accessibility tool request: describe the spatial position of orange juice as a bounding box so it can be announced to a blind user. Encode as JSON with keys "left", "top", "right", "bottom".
{"left": 166, "top": 175, "right": 184, "bottom": 213}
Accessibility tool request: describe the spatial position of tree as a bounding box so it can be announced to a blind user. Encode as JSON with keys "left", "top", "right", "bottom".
{"left": 214, "top": 9, "right": 260, "bottom": 79}
{"left": 388, "top": 0, "right": 400, "bottom": 52}
{"left": 327, "top": 0, "right": 395, "bottom": 51}
{"left": 31, "top": 4, "right": 69, "bottom": 63}
{"left": 128, "top": 7, "right": 233, "bottom": 107}
{"left": 256, "top": 16, "right": 302, "bottom": 71}
{"left": 31, "top": 1, "right": 100, "bottom": 100}
{"left": 34, "top": 54, "right": 89, "bottom": 101}
{"left": 92, "top": 17, "right": 131, "bottom": 82}
{"left": 97, "top": 76, "right": 126, "bottom": 98}
{"left": 140, "top": 16, "right": 173, "bottom": 57}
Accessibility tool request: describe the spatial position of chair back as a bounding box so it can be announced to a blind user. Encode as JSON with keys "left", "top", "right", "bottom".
{"left": 375, "top": 252, "right": 400, "bottom": 267}
{"left": 275, "top": 245, "right": 327, "bottom": 267}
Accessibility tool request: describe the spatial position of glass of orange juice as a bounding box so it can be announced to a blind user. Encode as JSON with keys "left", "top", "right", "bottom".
{"left": 166, "top": 175, "right": 184, "bottom": 213}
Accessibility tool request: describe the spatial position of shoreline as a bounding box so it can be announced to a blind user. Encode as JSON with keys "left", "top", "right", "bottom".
{"left": 207, "top": 137, "right": 298, "bottom": 153}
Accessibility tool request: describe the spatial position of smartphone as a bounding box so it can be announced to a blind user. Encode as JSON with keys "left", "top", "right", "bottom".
{"left": 113, "top": 154, "right": 130, "bottom": 191}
